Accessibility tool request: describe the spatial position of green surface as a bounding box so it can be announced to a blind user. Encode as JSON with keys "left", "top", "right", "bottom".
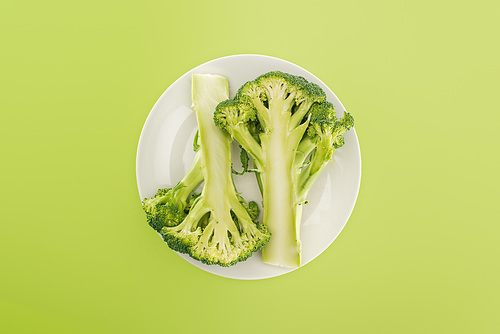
{"left": 1, "top": 0, "right": 499, "bottom": 333}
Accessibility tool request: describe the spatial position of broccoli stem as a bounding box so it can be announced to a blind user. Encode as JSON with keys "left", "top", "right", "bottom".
{"left": 172, "top": 150, "right": 203, "bottom": 211}
{"left": 192, "top": 74, "right": 243, "bottom": 242}
{"left": 260, "top": 99, "right": 301, "bottom": 268}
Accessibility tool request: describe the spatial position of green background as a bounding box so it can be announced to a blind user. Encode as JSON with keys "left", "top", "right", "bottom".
{"left": 1, "top": 0, "right": 499, "bottom": 332}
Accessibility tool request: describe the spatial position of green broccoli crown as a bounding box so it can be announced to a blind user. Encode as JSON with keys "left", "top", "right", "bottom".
{"left": 235, "top": 71, "right": 325, "bottom": 106}
{"left": 142, "top": 188, "right": 185, "bottom": 232}
{"left": 331, "top": 111, "right": 355, "bottom": 149}
{"left": 214, "top": 99, "right": 257, "bottom": 132}
{"left": 306, "top": 103, "right": 355, "bottom": 149}
{"left": 147, "top": 202, "right": 184, "bottom": 231}
{"left": 310, "top": 101, "right": 336, "bottom": 125}
{"left": 245, "top": 201, "right": 260, "bottom": 221}
{"left": 303, "top": 81, "right": 327, "bottom": 102}
{"left": 142, "top": 187, "right": 203, "bottom": 232}
{"left": 340, "top": 111, "right": 354, "bottom": 131}
{"left": 254, "top": 70, "right": 310, "bottom": 91}
{"left": 160, "top": 198, "right": 271, "bottom": 267}
{"left": 307, "top": 101, "right": 337, "bottom": 138}
{"left": 161, "top": 224, "right": 202, "bottom": 255}
{"left": 235, "top": 80, "right": 267, "bottom": 102}
{"left": 245, "top": 71, "right": 326, "bottom": 104}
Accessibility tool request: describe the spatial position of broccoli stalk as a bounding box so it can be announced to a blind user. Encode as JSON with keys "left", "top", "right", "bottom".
{"left": 215, "top": 71, "right": 353, "bottom": 268}
{"left": 160, "top": 74, "right": 270, "bottom": 267}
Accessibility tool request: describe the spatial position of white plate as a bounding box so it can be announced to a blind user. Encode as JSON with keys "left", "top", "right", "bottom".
{"left": 136, "top": 54, "right": 361, "bottom": 280}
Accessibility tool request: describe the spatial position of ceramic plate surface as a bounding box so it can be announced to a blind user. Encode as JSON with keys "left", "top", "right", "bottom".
{"left": 136, "top": 54, "right": 361, "bottom": 279}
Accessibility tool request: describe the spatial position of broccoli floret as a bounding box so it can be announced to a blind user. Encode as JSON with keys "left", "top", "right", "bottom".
{"left": 142, "top": 150, "right": 203, "bottom": 232}
{"left": 214, "top": 71, "right": 353, "bottom": 268}
{"left": 142, "top": 188, "right": 184, "bottom": 231}
{"left": 245, "top": 200, "right": 260, "bottom": 221}
{"left": 294, "top": 102, "right": 354, "bottom": 222}
{"left": 159, "top": 74, "right": 270, "bottom": 267}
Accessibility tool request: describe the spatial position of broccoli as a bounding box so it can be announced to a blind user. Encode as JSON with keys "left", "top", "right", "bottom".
{"left": 156, "top": 74, "right": 270, "bottom": 267}
{"left": 214, "top": 71, "right": 353, "bottom": 268}
{"left": 142, "top": 150, "right": 203, "bottom": 232}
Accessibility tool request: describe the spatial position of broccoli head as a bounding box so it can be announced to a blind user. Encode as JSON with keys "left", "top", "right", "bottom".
{"left": 142, "top": 188, "right": 187, "bottom": 232}
{"left": 142, "top": 150, "right": 203, "bottom": 232}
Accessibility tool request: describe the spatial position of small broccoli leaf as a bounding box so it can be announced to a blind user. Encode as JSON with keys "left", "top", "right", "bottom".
{"left": 193, "top": 130, "right": 200, "bottom": 152}
{"left": 240, "top": 146, "right": 249, "bottom": 171}
{"left": 232, "top": 145, "right": 249, "bottom": 175}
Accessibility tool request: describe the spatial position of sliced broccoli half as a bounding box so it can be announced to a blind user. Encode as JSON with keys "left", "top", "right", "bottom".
{"left": 214, "top": 71, "right": 354, "bottom": 268}
{"left": 156, "top": 74, "right": 270, "bottom": 267}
